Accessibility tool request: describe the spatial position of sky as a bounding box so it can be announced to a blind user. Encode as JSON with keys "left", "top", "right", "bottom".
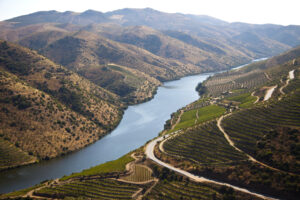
{"left": 0, "top": 0, "right": 299, "bottom": 25}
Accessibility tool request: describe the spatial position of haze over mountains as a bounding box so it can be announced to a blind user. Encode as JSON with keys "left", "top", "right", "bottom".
{"left": 0, "top": 8, "right": 300, "bottom": 168}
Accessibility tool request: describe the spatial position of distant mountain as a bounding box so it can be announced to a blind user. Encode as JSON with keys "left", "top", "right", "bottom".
{"left": 2, "top": 8, "right": 299, "bottom": 61}
{"left": 6, "top": 10, "right": 108, "bottom": 26}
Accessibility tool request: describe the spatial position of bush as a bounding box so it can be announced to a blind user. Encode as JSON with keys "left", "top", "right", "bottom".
{"left": 44, "top": 72, "right": 52, "bottom": 79}
{"left": 65, "top": 127, "right": 71, "bottom": 133}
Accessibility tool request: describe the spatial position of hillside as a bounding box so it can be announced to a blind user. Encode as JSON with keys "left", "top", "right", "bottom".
{"left": 0, "top": 40, "right": 122, "bottom": 168}
{"left": 88, "top": 25, "right": 251, "bottom": 69}
{"left": 157, "top": 47, "right": 300, "bottom": 199}
{"left": 3, "top": 44, "right": 299, "bottom": 200}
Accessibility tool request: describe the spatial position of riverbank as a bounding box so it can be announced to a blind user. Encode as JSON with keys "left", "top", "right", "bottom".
{"left": 0, "top": 71, "right": 212, "bottom": 193}
{"left": 0, "top": 58, "right": 267, "bottom": 193}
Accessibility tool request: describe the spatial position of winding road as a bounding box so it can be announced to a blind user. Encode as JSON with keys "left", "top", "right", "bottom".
{"left": 217, "top": 115, "right": 284, "bottom": 173}
{"left": 279, "top": 70, "right": 295, "bottom": 95}
{"left": 251, "top": 91, "right": 260, "bottom": 104}
{"left": 145, "top": 136, "right": 278, "bottom": 200}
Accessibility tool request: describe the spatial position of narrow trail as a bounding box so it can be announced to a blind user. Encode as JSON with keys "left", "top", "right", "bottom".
{"left": 116, "top": 176, "right": 155, "bottom": 185}
{"left": 264, "top": 72, "right": 271, "bottom": 81}
{"left": 264, "top": 85, "right": 277, "bottom": 101}
{"left": 136, "top": 178, "right": 159, "bottom": 200}
{"left": 171, "top": 110, "right": 184, "bottom": 130}
{"left": 195, "top": 110, "right": 199, "bottom": 124}
{"left": 145, "top": 136, "right": 278, "bottom": 200}
{"left": 279, "top": 79, "right": 289, "bottom": 95}
{"left": 251, "top": 91, "right": 259, "bottom": 104}
{"left": 132, "top": 188, "right": 143, "bottom": 199}
{"left": 118, "top": 153, "right": 158, "bottom": 200}
{"left": 217, "top": 114, "right": 295, "bottom": 175}
{"left": 23, "top": 179, "right": 59, "bottom": 199}
{"left": 279, "top": 70, "right": 295, "bottom": 95}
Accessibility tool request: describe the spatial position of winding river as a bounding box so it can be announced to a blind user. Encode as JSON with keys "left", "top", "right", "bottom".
{"left": 0, "top": 72, "right": 212, "bottom": 193}
{"left": 0, "top": 58, "right": 268, "bottom": 193}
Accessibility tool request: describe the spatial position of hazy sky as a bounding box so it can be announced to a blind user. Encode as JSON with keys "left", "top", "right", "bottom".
{"left": 0, "top": 0, "right": 299, "bottom": 25}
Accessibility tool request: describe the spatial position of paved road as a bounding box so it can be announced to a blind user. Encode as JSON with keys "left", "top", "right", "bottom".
{"left": 145, "top": 135, "right": 278, "bottom": 200}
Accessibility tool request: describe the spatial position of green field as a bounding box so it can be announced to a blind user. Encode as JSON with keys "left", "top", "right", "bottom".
{"left": 172, "top": 105, "right": 226, "bottom": 132}
{"left": 226, "top": 92, "right": 256, "bottom": 108}
{"left": 61, "top": 154, "right": 134, "bottom": 180}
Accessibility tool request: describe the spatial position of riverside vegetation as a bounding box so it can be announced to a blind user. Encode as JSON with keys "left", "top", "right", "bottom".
{"left": 2, "top": 44, "right": 299, "bottom": 200}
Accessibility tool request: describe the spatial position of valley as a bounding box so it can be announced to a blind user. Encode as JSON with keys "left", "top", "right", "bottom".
{"left": 2, "top": 50, "right": 299, "bottom": 199}
{"left": 0, "top": 7, "right": 299, "bottom": 200}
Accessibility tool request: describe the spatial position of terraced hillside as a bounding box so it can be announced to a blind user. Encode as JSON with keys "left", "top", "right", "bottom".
{"left": 163, "top": 121, "right": 247, "bottom": 165}
{"left": 0, "top": 137, "right": 36, "bottom": 170}
{"left": 222, "top": 75, "right": 300, "bottom": 173}
{"left": 155, "top": 47, "right": 300, "bottom": 199}
{"left": 35, "top": 179, "right": 141, "bottom": 199}
{"left": 201, "top": 47, "right": 300, "bottom": 97}
{"left": 0, "top": 40, "right": 123, "bottom": 166}
{"left": 145, "top": 180, "right": 262, "bottom": 200}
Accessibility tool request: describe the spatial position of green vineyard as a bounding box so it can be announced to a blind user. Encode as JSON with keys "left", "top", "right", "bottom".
{"left": 0, "top": 137, "right": 35, "bottom": 170}
{"left": 144, "top": 180, "right": 261, "bottom": 200}
{"left": 224, "top": 92, "right": 257, "bottom": 108}
{"left": 35, "top": 179, "right": 141, "bottom": 199}
{"left": 164, "top": 121, "right": 247, "bottom": 165}
{"left": 123, "top": 165, "right": 153, "bottom": 182}
{"left": 203, "top": 70, "right": 268, "bottom": 97}
{"left": 222, "top": 83, "right": 300, "bottom": 172}
{"left": 171, "top": 105, "right": 226, "bottom": 132}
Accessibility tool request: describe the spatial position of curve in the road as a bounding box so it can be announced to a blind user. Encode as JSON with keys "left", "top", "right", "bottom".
{"left": 251, "top": 91, "right": 260, "bottom": 104}
{"left": 279, "top": 70, "right": 295, "bottom": 95}
{"left": 145, "top": 136, "right": 278, "bottom": 200}
{"left": 217, "top": 115, "right": 284, "bottom": 173}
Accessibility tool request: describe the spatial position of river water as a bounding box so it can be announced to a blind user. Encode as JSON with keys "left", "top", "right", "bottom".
{"left": 0, "top": 72, "right": 212, "bottom": 193}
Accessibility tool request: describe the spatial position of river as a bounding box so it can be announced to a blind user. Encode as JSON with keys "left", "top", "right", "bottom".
{"left": 1, "top": 57, "right": 268, "bottom": 193}
{"left": 0, "top": 72, "right": 212, "bottom": 193}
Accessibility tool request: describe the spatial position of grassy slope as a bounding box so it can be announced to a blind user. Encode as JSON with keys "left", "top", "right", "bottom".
{"left": 172, "top": 105, "right": 226, "bottom": 131}
{"left": 61, "top": 154, "right": 134, "bottom": 180}
{"left": 225, "top": 92, "right": 256, "bottom": 108}
{"left": 0, "top": 183, "right": 44, "bottom": 198}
